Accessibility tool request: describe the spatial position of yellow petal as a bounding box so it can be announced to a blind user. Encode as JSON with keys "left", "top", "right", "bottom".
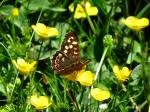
{"left": 137, "top": 18, "right": 149, "bottom": 28}
{"left": 121, "top": 16, "right": 149, "bottom": 30}
{"left": 86, "top": 7, "right": 98, "bottom": 16}
{"left": 69, "top": 3, "right": 74, "bottom": 12}
{"left": 47, "top": 28, "right": 59, "bottom": 37}
{"left": 63, "top": 65, "right": 86, "bottom": 81}
{"left": 12, "top": 8, "right": 19, "bottom": 16}
{"left": 113, "top": 65, "right": 120, "bottom": 74}
{"left": 122, "top": 67, "right": 131, "bottom": 77}
{"left": 113, "top": 65, "right": 131, "bottom": 82}
{"left": 76, "top": 71, "right": 95, "bottom": 86}
{"left": 12, "top": 58, "right": 37, "bottom": 75}
{"left": 63, "top": 71, "right": 78, "bottom": 81}
{"left": 30, "top": 95, "right": 51, "bottom": 110}
{"left": 32, "top": 23, "right": 59, "bottom": 39}
{"left": 91, "top": 88, "right": 111, "bottom": 101}
{"left": 69, "top": 1, "right": 98, "bottom": 19}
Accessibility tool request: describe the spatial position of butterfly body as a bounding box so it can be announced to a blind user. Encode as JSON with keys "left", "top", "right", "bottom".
{"left": 51, "top": 32, "right": 89, "bottom": 75}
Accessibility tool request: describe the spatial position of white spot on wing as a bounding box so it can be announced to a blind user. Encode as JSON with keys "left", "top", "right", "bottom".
{"left": 62, "top": 57, "right": 65, "bottom": 62}
{"left": 58, "top": 53, "right": 62, "bottom": 57}
{"left": 64, "top": 50, "right": 68, "bottom": 53}
{"left": 72, "top": 41, "right": 77, "bottom": 45}
{"left": 69, "top": 45, "right": 73, "bottom": 49}
{"left": 74, "top": 51, "right": 78, "bottom": 54}
{"left": 70, "top": 36, "right": 74, "bottom": 39}
{"left": 65, "top": 46, "right": 69, "bottom": 49}
{"left": 68, "top": 39, "right": 71, "bottom": 43}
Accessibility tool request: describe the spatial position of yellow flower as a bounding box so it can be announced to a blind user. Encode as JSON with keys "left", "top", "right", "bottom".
{"left": 113, "top": 65, "right": 131, "bottom": 82}
{"left": 69, "top": 1, "right": 98, "bottom": 19}
{"left": 12, "top": 8, "right": 19, "bottom": 16}
{"left": 149, "top": 105, "right": 150, "bottom": 112}
{"left": 32, "top": 23, "right": 59, "bottom": 39}
{"left": 12, "top": 58, "right": 37, "bottom": 75}
{"left": 121, "top": 16, "right": 149, "bottom": 30}
{"left": 63, "top": 67, "right": 94, "bottom": 86}
{"left": 91, "top": 88, "right": 111, "bottom": 101}
{"left": 30, "top": 94, "right": 51, "bottom": 110}
{"left": 76, "top": 71, "right": 95, "bottom": 86}
{"left": 63, "top": 66, "right": 86, "bottom": 81}
{"left": 63, "top": 71, "right": 79, "bottom": 81}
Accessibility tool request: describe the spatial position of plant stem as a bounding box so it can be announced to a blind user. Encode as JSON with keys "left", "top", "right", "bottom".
{"left": 94, "top": 47, "right": 108, "bottom": 81}
{"left": 82, "top": 5, "right": 97, "bottom": 34}
{"left": 10, "top": 72, "right": 19, "bottom": 102}
{"left": 0, "top": 42, "right": 12, "bottom": 61}
{"left": 25, "top": 9, "right": 43, "bottom": 57}
{"left": 88, "top": 47, "right": 108, "bottom": 103}
{"left": 0, "top": 0, "right": 5, "bottom": 6}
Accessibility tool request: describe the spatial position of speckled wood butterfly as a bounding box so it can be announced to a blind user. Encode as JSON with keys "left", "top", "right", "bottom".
{"left": 51, "top": 32, "right": 89, "bottom": 75}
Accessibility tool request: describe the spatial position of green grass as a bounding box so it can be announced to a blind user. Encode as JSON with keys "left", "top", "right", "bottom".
{"left": 0, "top": 0, "right": 150, "bottom": 112}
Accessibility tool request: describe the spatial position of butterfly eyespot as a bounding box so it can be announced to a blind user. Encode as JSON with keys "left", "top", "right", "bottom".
{"left": 51, "top": 32, "right": 89, "bottom": 75}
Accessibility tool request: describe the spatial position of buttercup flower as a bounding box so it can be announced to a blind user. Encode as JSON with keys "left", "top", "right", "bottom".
{"left": 30, "top": 94, "right": 52, "bottom": 110}
{"left": 63, "top": 71, "right": 81, "bottom": 81}
{"left": 113, "top": 65, "right": 131, "bottom": 82}
{"left": 12, "top": 8, "right": 19, "bottom": 16}
{"left": 12, "top": 58, "right": 37, "bottom": 75}
{"left": 32, "top": 23, "right": 59, "bottom": 39}
{"left": 91, "top": 88, "right": 111, "bottom": 101}
{"left": 63, "top": 67, "right": 95, "bottom": 86}
{"left": 121, "top": 16, "right": 149, "bottom": 30}
{"left": 69, "top": 1, "right": 98, "bottom": 19}
{"left": 76, "top": 71, "right": 95, "bottom": 86}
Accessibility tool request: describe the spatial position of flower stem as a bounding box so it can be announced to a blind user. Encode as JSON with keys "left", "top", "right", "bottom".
{"left": 10, "top": 72, "right": 19, "bottom": 102}
{"left": 0, "top": 42, "right": 12, "bottom": 61}
{"left": 83, "top": 6, "right": 97, "bottom": 34}
{"left": 94, "top": 47, "right": 109, "bottom": 81}
{"left": 25, "top": 9, "right": 43, "bottom": 57}
{"left": 88, "top": 47, "right": 108, "bottom": 104}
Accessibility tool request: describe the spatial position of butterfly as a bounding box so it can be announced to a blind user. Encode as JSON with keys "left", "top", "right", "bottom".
{"left": 51, "top": 32, "right": 89, "bottom": 75}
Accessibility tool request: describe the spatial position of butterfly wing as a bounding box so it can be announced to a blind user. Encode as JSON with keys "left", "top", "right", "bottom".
{"left": 61, "top": 32, "right": 81, "bottom": 61}
{"left": 51, "top": 32, "right": 89, "bottom": 75}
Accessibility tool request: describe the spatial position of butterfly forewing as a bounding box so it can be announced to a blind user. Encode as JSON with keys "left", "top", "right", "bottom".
{"left": 51, "top": 32, "right": 89, "bottom": 75}
{"left": 61, "top": 32, "right": 80, "bottom": 61}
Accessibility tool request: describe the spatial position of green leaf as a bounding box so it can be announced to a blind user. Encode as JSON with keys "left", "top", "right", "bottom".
{"left": 0, "top": 83, "right": 6, "bottom": 95}
{"left": 0, "top": 5, "right": 13, "bottom": 16}
{"left": 24, "top": 0, "right": 51, "bottom": 11}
